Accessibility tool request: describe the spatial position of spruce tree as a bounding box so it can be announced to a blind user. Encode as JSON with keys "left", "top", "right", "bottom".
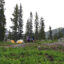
{"left": 0, "top": 0, "right": 6, "bottom": 41}
{"left": 39, "top": 17, "right": 45, "bottom": 40}
{"left": 35, "top": 12, "right": 39, "bottom": 40}
{"left": 29, "top": 12, "right": 33, "bottom": 37}
{"left": 25, "top": 12, "right": 33, "bottom": 37}
{"left": 11, "top": 4, "right": 18, "bottom": 41}
{"left": 18, "top": 4, "right": 23, "bottom": 39}
{"left": 26, "top": 19, "right": 30, "bottom": 36}
{"left": 49, "top": 26, "right": 52, "bottom": 40}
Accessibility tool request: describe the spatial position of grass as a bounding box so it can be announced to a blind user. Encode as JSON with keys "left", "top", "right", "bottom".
{"left": 0, "top": 41, "right": 12, "bottom": 46}
{"left": 0, "top": 43, "right": 64, "bottom": 64}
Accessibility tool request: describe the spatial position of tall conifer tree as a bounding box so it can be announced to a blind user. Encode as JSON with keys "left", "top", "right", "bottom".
{"left": 49, "top": 26, "right": 52, "bottom": 40}
{"left": 25, "top": 12, "right": 33, "bottom": 37}
{"left": 35, "top": 12, "right": 39, "bottom": 40}
{"left": 29, "top": 12, "right": 33, "bottom": 37}
{"left": 18, "top": 4, "right": 23, "bottom": 39}
{"left": 25, "top": 19, "right": 30, "bottom": 36}
{"left": 11, "top": 4, "right": 18, "bottom": 41}
{"left": 39, "top": 17, "right": 45, "bottom": 40}
{"left": 0, "top": 0, "right": 6, "bottom": 41}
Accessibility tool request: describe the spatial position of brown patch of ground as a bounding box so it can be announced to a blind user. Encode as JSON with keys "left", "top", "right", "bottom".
{"left": 45, "top": 53, "right": 54, "bottom": 61}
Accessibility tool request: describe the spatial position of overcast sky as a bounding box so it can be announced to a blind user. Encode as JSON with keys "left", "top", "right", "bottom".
{"left": 5, "top": 0, "right": 64, "bottom": 33}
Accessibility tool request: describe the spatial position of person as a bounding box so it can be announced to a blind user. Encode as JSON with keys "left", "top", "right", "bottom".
{"left": 27, "top": 36, "right": 30, "bottom": 42}
{"left": 32, "top": 36, "right": 34, "bottom": 42}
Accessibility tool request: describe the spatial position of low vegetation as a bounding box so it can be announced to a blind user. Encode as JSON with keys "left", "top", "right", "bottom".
{"left": 0, "top": 41, "right": 64, "bottom": 64}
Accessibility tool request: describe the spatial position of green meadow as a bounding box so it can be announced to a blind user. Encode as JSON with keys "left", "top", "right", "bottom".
{"left": 0, "top": 40, "right": 64, "bottom": 64}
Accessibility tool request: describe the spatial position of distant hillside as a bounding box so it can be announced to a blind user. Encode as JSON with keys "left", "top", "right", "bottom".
{"left": 45, "top": 27, "right": 64, "bottom": 39}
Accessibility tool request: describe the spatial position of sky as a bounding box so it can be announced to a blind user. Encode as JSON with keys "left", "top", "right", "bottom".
{"left": 5, "top": 0, "right": 64, "bottom": 33}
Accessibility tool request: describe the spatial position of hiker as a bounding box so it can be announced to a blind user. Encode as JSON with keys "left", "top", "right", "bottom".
{"left": 27, "top": 36, "right": 30, "bottom": 42}
{"left": 32, "top": 36, "right": 35, "bottom": 42}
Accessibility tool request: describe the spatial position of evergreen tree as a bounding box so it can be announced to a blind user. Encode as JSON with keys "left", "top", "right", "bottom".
{"left": 25, "top": 19, "right": 30, "bottom": 36}
{"left": 26, "top": 12, "right": 33, "bottom": 37}
{"left": 35, "top": 12, "right": 39, "bottom": 40}
{"left": 18, "top": 4, "right": 23, "bottom": 39}
{"left": 11, "top": 4, "right": 19, "bottom": 41}
{"left": 29, "top": 12, "right": 33, "bottom": 37}
{"left": 0, "top": 0, "right": 6, "bottom": 41}
{"left": 39, "top": 17, "right": 45, "bottom": 40}
{"left": 49, "top": 26, "right": 52, "bottom": 40}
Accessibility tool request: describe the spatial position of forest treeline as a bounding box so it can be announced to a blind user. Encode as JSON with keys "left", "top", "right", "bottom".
{"left": 0, "top": 0, "right": 64, "bottom": 42}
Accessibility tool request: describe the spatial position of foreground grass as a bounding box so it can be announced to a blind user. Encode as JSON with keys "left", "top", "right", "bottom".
{"left": 0, "top": 45, "right": 64, "bottom": 64}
